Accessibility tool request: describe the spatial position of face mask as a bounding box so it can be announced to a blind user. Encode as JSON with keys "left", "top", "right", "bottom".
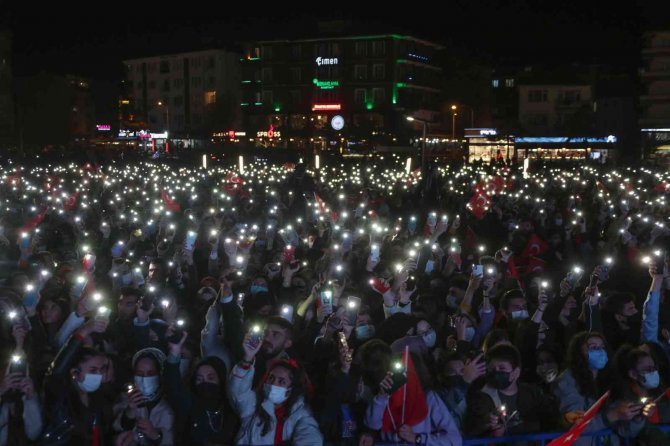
{"left": 640, "top": 370, "right": 660, "bottom": 389}
{"left": 263, "top": 383, "right": 289, "bottom": 405}
{"left": 511, "top": 310, "right": 529, "bottom": 320}
{"left": 555, "top": 218, "right": 563, "bottom": 226}
{"left": 77, "top": 373, "right": 103, "bottom": 393}
{"left": 536, "top": 365, "right": 558, "bottom": 383}
{"left": 356, "top": 324, "right": 375, "bottom": 340}
{"left": 446, "top": 295, "right": 459, "bottom": 310}
{"left": 487, "top": 370, "right": 512, "bottom": 390}
{"left": 250, "top": 285, "right": 269, "bottom": 296}
{"left": 424, "top": 260, "right": 435, "bottom": 274}
{"left": 422, "top": 330, "right": 437, "bottom": 348}
{"left": 179, "top": 358, "right": 191, "bottom": 378}
{"left": 464, "top": 326, "right": 476, "bottom": 342}
{"left": 587, "top": 349, "right": 608, "bottom": 370}
{"left": 134, "top": 376, "right": 160, "bottom": 398}
{"left": 444, "top": 375, "right": 465, "bottom": 388}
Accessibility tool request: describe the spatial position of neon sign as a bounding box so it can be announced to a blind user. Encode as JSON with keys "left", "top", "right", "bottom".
{"left": 257, "top": 124, "right": 280, "bottom": 138}
{"left": 96, "top": 124, "right": 111, "bottom": 131}
{"left": 316, "top": 57, "right": 339, "bottom": 66}
{"left": 312, "top": 104, "right": 342, "bottom": 111}
{"left": 313, "top": 78, "right": 340, "bottom": 89}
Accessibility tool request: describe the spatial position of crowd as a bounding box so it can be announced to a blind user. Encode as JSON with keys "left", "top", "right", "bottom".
{"left": 1, "top": 156, "right": 670, "bottom": 446}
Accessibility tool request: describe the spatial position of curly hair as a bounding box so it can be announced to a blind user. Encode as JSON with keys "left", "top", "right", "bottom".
{"left": 567, "top": 331, "right": 610, "bottom": 399}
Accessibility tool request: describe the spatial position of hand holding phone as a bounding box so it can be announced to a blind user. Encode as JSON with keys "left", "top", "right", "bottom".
{"left": 388, "top": 360, "right": 407, "bottom": 394}
{"left": 344, "top": 296, "right": 361, "bottom": 326}
{"left": 472, "top": 264, "right": 484, "bottom": 278}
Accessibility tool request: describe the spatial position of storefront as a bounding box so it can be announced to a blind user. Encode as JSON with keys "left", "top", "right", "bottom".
{"left": 465, "top": 128, "right": 513, "bottom": 163}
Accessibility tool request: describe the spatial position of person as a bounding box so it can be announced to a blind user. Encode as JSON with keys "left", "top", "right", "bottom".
{"left": 0, "top": 363, "right": 44, "bottom": 444}
{"left": 464, "top": 344, "right": 558, "bottom": 437}
{"left": 165, "top": 332, "right": 237, "bottom": 445}
{"left": 228, "top": 330, "right": 322, "bottom": 445}
{"left": 112, "top": 348, "right": 174, "bottom": 445}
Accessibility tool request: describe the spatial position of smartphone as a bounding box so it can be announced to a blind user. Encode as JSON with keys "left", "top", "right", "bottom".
{"left": 70, "top": 275, "right": 89, "bottom": 300}
{"left": 345, "top": 296, "right": 361, "bottom": 326}
{"left": 472, "top": 264, "right": 484, "bottom": 278}
{"left": 388, "top": 360, "right": 407, "bottom": 394}
{"left": 653, "top": 250, "right": 666, "bottom": 273}
{"left": 424, "top": 259, "right": 435, "bottom": 274}
{"left": 22, "top": 284, "right": 39, "bottom": 308}
{"left": 283, "top": 245, "right": 295, "bottom": 264}
{"left": 370, "top": 244, "right": 380, "bottom": 262}
{"left": 427, "top": 212, "right": 437, "bottom": 228}
{"left": 184, "top": 231, "right": 197, "bottom": 251}
{"left": 319, "top": 289, "right": 334, "bottom": 314}
{"left": 280, "top": 304, "right": 294, "bottom": 322}
{"left": 249, "top": 324, "right": 263, "bottom": 347}
{"left": 139, "top": 294, "right": 155, "bottom": 312}
{"left": 484, "top": 264, "right": 497, "bottom": 278}
{"left": 166, "top": 319, "right": 186, "bottom": 344}
{"left": 83, "top": 254, "right": 96, "bottom": 273}
{"left": 405, "top": 275, "right": 417, "bottom": 291}
{"left": 9, "top": 354, "right": 27, "bottom": 375}
{"left": 95, "top": 305, "right": 111, "bottom": 321}
{"left": 566, "top": 267, "right": 583, "bottom": 288}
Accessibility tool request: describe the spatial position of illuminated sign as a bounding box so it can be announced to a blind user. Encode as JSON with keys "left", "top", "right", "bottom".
{"left": 312, "top": 104, "right": 342, "bottom": 111}
{"left": 515, "top": 136, "right": 617, "bottom": 144}
{"left": 257, "top": 125, "right": 280, "bottom": 138}
{"left": 96, "top": 124, "right": 111, "bottom": 131}
{"left": 213, "top": 131, "right": 247, "bottom": 138}
{"left": 331, "top": 115, "right": 345, "bottom": 131}
{"left": 316, "top": 57, "right": 338, "bottom": 66}
{"left": 465, "top": 128, "right": 497, "bottom": 137}
{"left": 150, "top": 132, "right": 168, "bottom": 139}
{"left": 138, "top": 130, "right": 151, "bottom": 139}
{"left": 313, "top": 78, "right": 340, "bottom": 89}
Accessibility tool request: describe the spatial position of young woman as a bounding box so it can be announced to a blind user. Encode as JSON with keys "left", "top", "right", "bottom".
{"left": 228, "top": 331, "right": 322, "bottom": 445}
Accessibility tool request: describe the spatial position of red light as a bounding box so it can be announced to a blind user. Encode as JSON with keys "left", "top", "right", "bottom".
{"left": 312, "top": 104, "right": 341, "bottom": 111}
{"left": 228, "top": 130, "right": 235, "bottom": 138}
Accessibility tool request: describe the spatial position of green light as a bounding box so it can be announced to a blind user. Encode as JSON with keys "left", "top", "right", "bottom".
{"left": 396, "top": 82, "right": 406, "bottom": 88}
{"left": 312, "top": 78, "right": 340, "bottom": 90}
{"left": 254, "top": 102, "right": 263, "bottom": 106}
{"left": 240, "top": 102, "right": 250, "bottom": 106}
{"left": 274, "top": 105, "right": 281, "bottom": 112}
{"left": 241, "top": 80, "right": 252, "bottom": 84}
{"left": 366, "top": 102, "right": 374, "bottom": 110}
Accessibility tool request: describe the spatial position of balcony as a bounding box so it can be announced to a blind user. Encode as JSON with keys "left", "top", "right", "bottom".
{"left": 640, "top": 93, "right": 670, "bottom": 103}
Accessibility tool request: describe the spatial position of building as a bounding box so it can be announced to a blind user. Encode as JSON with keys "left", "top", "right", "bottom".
{"left": 122, "top": 49, "right": 241, "bottom": 147}
{"left": 640, "top": 30, "right": 670, "bottom": 160}
{"left": 0, "top": 30, "right": 14, "bottom": 147}
{"left": 238, "top": 34, "right": 445, "bottom": 151}
{"left": 66, "top": 75, "right": 95, "bottom": 141}
{"left": 518, "top": 83, "right": 593, "bottom": 135}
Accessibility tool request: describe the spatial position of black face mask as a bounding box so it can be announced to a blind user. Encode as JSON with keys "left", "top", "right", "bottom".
{"left": 196, "top": 382, "right": 221, "bottom": 407}
{"left": 487, "top": 371, "right": 512, "bottom": 390}
{"left": 444, "top": 375, "right": 465, "bottom": 388}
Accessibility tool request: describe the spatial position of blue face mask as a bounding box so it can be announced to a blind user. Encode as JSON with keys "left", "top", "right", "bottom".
{"left": 424, "top": 260, "right": 435, "bottom": 274}
{"left": 356, "top": 324, "right": 375, "bottom": 340}
{"left": 587, "top": 349, "right": 608, "bottom": 370}
{"left": 408, "top": 220, "right": 417, "bottom": 232}
{"left": 464, "top": 326, "right": 476, "bottom": 342}
{"left": 641, "top": 370, "right": 660, "bottom": 389}
{"left": 250, "top": 285, "right": 269, "bottom": 295}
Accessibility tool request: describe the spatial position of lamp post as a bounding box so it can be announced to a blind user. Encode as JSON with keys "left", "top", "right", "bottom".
{"left": 450, "top": 105, "right": 457, "bottom": 141}
{"left": 157, "top": 100, "right": 170, "bottom": 153}
{"left": 406, "top": 116, "right": 428, "bottom": 168}
{"left": 451, "top": 104, "right": 475, "bottom": 128}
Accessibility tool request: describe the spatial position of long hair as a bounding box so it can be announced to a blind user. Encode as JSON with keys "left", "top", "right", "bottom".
{"left": 567, "top": 331, "right": 610, "bottom": 399}
{"left": 253, "top": 359, "right": 309, "bottom": 437}
{"left": 611, "top": 345, "right": 655, "bottom": 400}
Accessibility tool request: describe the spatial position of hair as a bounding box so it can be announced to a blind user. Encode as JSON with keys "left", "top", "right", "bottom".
{"left": 357, "top": 339, "right": 393, "bottom": 390}
{"left": 253, "top": 359, "right": 309, "bottom": 436}
{"left": 449, "top": 275, "right": 470, "bottom": 292}
{"left": 604, "top": 292, "right": 635, "bottom": 314}
{"left": 72, "top": 346, "right": 104, "bottom": 370}
{"left": 482, "top": 329, "right": 511, "bottom": 353}
{"left": 500, "top": 289, "right": 526, "bottom": 311}
{"left": 119, "top": 286, "right": 142, "bottom": 300}
{"left": 265, "top": 316, "right": 294, "bottom": 341}
{"left": 486, "top": 344, "right": 522, "bottom": 370}
{"left": 567, "top": 331, "right": 610, "bottom": 398}
{"left": 611, "top": 345, "right": 654, "bottom": 400}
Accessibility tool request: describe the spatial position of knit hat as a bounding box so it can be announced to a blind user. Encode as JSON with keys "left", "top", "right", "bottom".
{"left": 132, "top": 347, "right": 167, "bottom": 373}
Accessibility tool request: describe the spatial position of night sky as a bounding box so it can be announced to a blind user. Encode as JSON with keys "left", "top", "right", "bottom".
{"left": 5, "top": 1, "right": 668, "bottom": 82}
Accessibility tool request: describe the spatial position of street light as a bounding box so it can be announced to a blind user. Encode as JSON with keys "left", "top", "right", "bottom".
{"left": 451, "top": 104, "right": 475, "bottom": 128}
{"left": 157, "top": 100, "right": 170, "bottom": 153}
{"left": 450, "top": 105, "right": 457, "bottom": 141}
{"left": 406, "top": 116, "right": 428, "bottom": 168}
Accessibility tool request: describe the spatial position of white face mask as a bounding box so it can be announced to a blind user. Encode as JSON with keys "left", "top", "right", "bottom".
{"left": 134, "top": 375, "right": 160, "bottom": 398}
{"left": 77, "top": 373, "right": 103, "bottom": 393}
{"left": 422, "top": 330, "right": 437, "bottom": 348}
{"left": 263, "top": 383, "right": 289, "bottom": 405}
{"left": 511, "top": 310, "right": 529, "bottom": 320}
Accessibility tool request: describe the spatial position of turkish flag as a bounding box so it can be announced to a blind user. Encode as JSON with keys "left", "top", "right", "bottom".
{"left": 547, "top": 391, "right": 610, "bottom": 446}
{"left": 314, "top": 192, "right": 327, "bottom": 214}
{"left": 161, "top": 191, "right": 182, "bottom": 213}
{"left": 64, "top": 192, "right": 79, "bottom": 212}
{"left": 20, "top": 207, "right": 47, "bottom": 235}
{"left": 521, "top": 233, "right": 549, "bottom": 258}
{"left": 467, "top": 182, "right": 491, "bottom": 220}
{"left": 381, "top": 349, "right": 429, "bottom": 432}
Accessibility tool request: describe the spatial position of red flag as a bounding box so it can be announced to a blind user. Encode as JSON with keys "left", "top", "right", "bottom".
{"left": 521, "top": 233, "right": 549, "bottom": 258}
{"left": 381, "top": 350, "right": 429, "bottom": 432}
{"left": 525, "top": 255, "right": 547, "bottom": 275}
{"left": 314, "top": 192, "right": 326, "bottom": 214}
{"left": 547, "top": 392, "right": 610, "bottom": 446}
{"left": 64, "top": 192, "right": 79, "bottom": 212}
{"left": 467, "top": 182, "right": 491, "bottom": 220}
{"left": 464, "top": 226, "right": 478, "bottom": 251}
{"left": 20, "top": 207, "right": 47, "bottom": 235}
{"left": 161, "top": 191, "right": 182, "bottom": 213}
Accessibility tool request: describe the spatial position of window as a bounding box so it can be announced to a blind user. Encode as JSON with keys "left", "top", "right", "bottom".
{"left": 290, "top": 67, "right": 302, "bottom": 82}
{"left": 262, "top": 90, "right": 273, "bottom": 103}
{"left": 262, "top": 68, "right": 273, "bottom": 82}
{"left": 289, "top": 90, "right": 301, "bottom": 105}
{"left": 372, "top": 41, "right": 386, "bottom": 56}
{"left": 559, "top": 90, "right": 582, "bottom": 104}
{"left": 373, "top": 88, "right": 385, "bottom": 103}
{"left": 505, "top": 78, "right": 515, "bottom": 88}
{"left": 354, "top": 88, "right": 367, "bottom": 104}
{"left": 173, "top": 79, "right": 184, "bottom": 88}
{"left": 528, "top": 89, "right": 548, "bottom": 102}
{"left": 160, "top": 61, "right": 170, "bottom": 74}
{"left": 174, "top": 96, "right": 183, "bottom": 106}
{"left": 191, "top": 77, "right": 201, "bottom": 87}
{"left": 205, "top": 91, "right": 216, "bottom": 105}
{"left": 492, "top": 79, "right": 500, "bottom": 88}
{"left": 291, "top": 45, "right": 302, "bottom": 58}
{"left": 354, "top": 65, "right": 367, "bottom": 80}
{"left": 162, "top": 80, "right": 171, "bottom": 92}
{"left": 355, "top": 42, "right": 367, "bottom": 56}
{"left": 373, "top": 64, "right": 385, "bottom": 80}
{"left": 261, "top": 46, "right": 273, "bottom": 59}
